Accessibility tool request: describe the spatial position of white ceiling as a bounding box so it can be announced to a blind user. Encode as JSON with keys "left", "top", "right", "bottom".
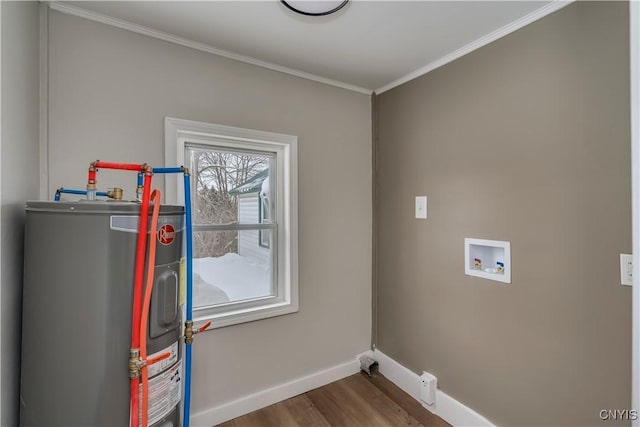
{"left": 60, "top": 1, "right": 563, "bottom": 93}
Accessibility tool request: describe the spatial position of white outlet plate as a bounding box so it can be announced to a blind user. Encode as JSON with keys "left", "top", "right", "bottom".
{"left": 415, "top": 196, "right": 427, "bottom": 219}
{"left": 621, "top": 253, "right": 633, "bottom": 286}
{"left": 419, "top": 371, "right": 437, "bottom": 406}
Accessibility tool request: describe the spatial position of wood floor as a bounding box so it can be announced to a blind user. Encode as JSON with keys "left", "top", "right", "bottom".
{"left": 216, "top": 372, "right": 450, "bottom": 427}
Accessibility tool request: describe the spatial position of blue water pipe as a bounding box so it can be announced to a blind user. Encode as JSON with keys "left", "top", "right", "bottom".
{"left": 54, "top": 188, "right": 109, "bottom": 201}
{"left": 150, "top": 166, "right": 194, "bottom": 427}
{"left": 152, "top": 167, "right": 184, "bottom": 174}
{"left": 183, "top": 171, "right": 194, "bottom": 427}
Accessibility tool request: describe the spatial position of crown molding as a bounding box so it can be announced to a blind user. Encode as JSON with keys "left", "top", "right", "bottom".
{"left": 48, "top": 1, "right": 373, "bottom": 95}
{"left": 375, "top": 0, "right": 574, "bottom": 94}
{"left": 48, "top": 1, "right": 574, "bottom": 98}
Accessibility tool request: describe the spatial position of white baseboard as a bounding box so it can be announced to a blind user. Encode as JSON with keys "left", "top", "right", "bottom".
{"left": 190, "top": 349, "right": 494, "bottom": 427}
{"left": 190, "top": 351, "right": 369, "bottom": 426}
{"left": 373, "top": 349, "right": 496, "bottom": 427}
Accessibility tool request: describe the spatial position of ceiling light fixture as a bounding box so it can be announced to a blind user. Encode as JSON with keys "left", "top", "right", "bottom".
{"left": 281, "top": 0, "right": 349, "bottom": 17}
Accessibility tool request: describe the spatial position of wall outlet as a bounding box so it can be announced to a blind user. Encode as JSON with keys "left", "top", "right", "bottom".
{"left": 419, "top": 371, "right": 437, "bottom": 406}
{"left": 621, "top": 254, "right": 633, "bottom": 286}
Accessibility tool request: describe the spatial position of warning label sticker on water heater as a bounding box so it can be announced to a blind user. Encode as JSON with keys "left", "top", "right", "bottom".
{"left": 148, "top": 341, "right": 179, "bottom": 378}
{"left": 146, "top": 360, "right": 182, "bottom": 426}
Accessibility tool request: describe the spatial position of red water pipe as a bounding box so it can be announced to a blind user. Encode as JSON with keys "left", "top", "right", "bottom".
{"left": 132, "top": 169, "right": 152, "bottom": 345}
{"left": 86, "top": 161, "right": 147, "bottom": 197}
{"left": 86, "top": 164, "right": 97, "bottom": 196}
{"left": 83, "top": 160, "right": 154, "bottom": 427}
{"left": 130, "top": 168, "right": 152, "bottom": 427}
{"left": 93, "top": 161, "right": 147, "bottom": 171}
{"left": 140, "top": 189, "right": 161, "bottom": 427}
{"left": 88, "top": 165, "right": 97, "bottom": 184}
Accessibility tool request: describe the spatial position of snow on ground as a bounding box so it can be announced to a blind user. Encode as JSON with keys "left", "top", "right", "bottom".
{"left": 192, "top": 253, "right": 271, "bottom": 308}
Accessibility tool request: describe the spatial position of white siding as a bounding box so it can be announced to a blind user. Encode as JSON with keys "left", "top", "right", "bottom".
{"left": 237, "top": 194, "right": 269, "bottom": 264}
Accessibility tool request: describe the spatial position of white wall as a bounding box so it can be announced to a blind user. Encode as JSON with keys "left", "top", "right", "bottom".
{"left": 47, "top": 9, "right": 371, "bottom": 417}
{"left": 0, "top": 2, "right": 40, "bottom": 425}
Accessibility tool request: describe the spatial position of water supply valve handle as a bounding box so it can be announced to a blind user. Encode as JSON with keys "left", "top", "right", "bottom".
{"left": 147, "top": 352, "right": 171, "bottom": 367}
{"left": 198, "top": 322, "right": 212, "bottom": 333}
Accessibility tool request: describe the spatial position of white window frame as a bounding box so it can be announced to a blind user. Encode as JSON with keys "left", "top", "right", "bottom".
{"left": 164, "top": 117, "right": 298, "bottom": 328}
{"left": 258, "top": 193, "right": 271, "bottom": 249}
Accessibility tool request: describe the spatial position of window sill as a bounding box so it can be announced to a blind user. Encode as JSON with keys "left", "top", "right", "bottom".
{"left": 193, "top": 300, "right": 299, "bottom": 330}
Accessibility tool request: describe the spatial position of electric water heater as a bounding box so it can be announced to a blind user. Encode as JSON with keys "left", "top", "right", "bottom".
{"left": 21, "top": 201, "right": 184, "bottom": 427}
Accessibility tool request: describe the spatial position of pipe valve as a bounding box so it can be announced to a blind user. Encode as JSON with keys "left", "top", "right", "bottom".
{"left": 184, "top": 320, "right": 211, "bottom": 345}
{"left": 86, "top": 164, "right": 98, "bottom": 200}
{"left": 107, "top": 188, "right": 124, "bottom": 200}
{"left": 128, "top": 349, "right": 141, "bottom": 379}
{"left": 184, "top": 321, "right": 194, "bottom": 345}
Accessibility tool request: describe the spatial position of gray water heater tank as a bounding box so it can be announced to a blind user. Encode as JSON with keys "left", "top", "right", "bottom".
{"left": 21, "top": 201, "right": 184, "bottom": 427}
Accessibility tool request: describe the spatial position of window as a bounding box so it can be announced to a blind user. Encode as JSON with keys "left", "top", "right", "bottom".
{"left": 165, "top": 118, "right": 298, "bottom": 328}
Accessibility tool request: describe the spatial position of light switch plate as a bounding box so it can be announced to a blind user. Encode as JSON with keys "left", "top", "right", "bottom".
{"left": 415, "top": 196, "right": 427, "bottom": 219}
{"left": 620, "top": 254, "right": 632, "bottom": 286}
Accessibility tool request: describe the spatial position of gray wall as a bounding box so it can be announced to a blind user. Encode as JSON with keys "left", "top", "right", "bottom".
{"left": 47, "top": 10, "right": 371, "bottom": 416}
{"left": 376, "top": 2, "right": 630, "bottom": 426}
{"left": 0, "top": 2, "right": 40, "bottom": 426}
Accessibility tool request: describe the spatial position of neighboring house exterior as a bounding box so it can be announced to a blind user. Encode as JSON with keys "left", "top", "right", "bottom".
{"left": 229, "top": 169, "right": 270, "bottom": 265}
